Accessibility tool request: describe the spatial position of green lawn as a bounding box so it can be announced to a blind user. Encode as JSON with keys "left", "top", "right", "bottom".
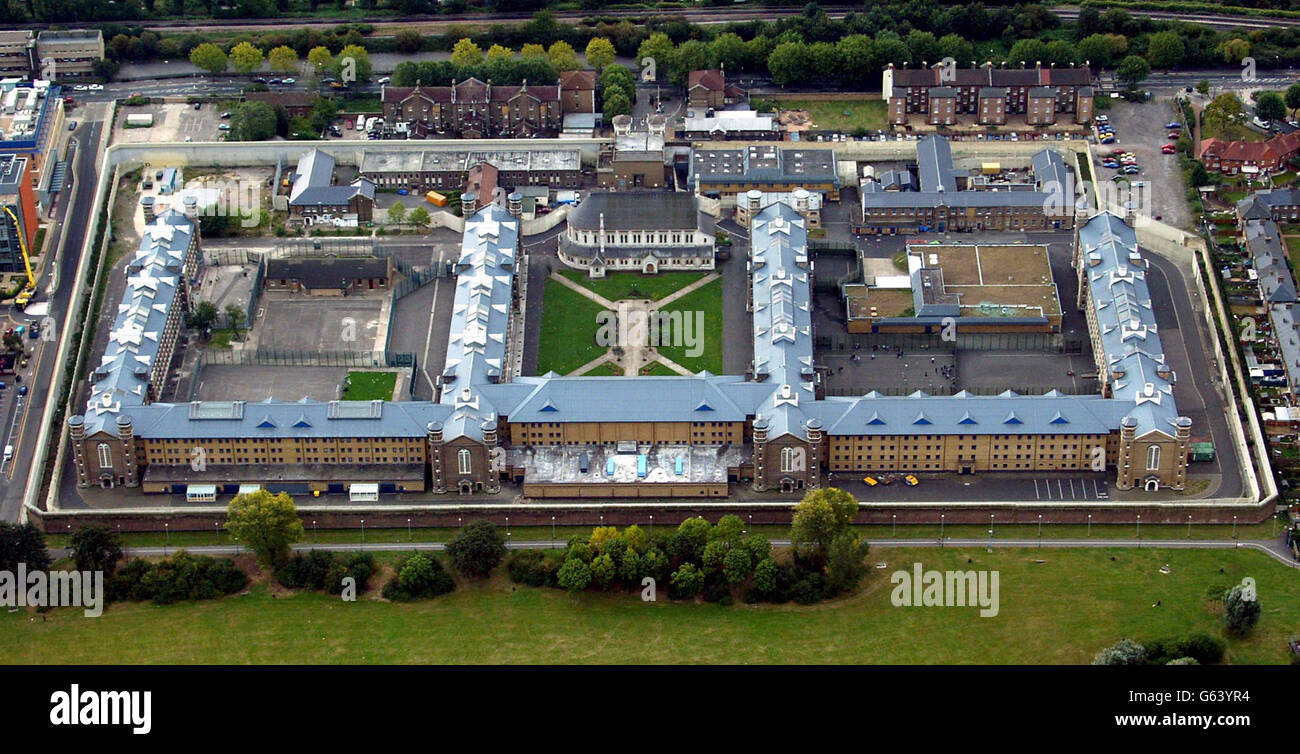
{"left": 653, "top": 277, "right": 723, "bottom": 374}
{"left": 587, "top": 361, "right": 623, "bottom": 376}
{"left": 1285, "top": 236, "right": 1300, "bottom": 269}
{"left": 639, "top": 361, "right": 680, "bottom": 376}
{"left": 341, "top": 371, "right": 397, "bottom": 401}
{"left": 770, "top": 95, "right": 888, "bottom": 132}
{"left": 536, "top": 277, "right": 610, "bottom": 375}
{"left": 558, "top": 269, "right": 707, "bottom": 302}
{"left": 3, "top": 547, "right": 1294, "bottom": 664}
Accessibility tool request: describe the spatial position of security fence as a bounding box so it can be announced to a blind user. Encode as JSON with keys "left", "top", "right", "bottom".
{"left": 816, "top": 331, "right": 1075, "bottom": 353}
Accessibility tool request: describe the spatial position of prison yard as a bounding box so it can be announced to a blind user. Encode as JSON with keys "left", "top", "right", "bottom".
{"left": 536, "top": 270, "right": 724, "bottom": 377}
{"left": 763, "top": 95, "right": 891, "bottom": 134}
{"left": 2, "top": 547, "right": 1294, "bottom": 665}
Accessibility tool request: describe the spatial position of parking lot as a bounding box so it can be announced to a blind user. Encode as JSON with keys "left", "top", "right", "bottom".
{"left": 1091, "top": 97, "right": 1194, "bottom": 229}
{"left": 112, "top": 102, "right": 225, "bottom": 144}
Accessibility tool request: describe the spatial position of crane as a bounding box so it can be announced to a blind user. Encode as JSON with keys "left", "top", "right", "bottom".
{"left": 3, "top": 205, "right": 35, "bottom": 309}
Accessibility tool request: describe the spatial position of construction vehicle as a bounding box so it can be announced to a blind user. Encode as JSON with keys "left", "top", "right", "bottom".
{"left": 4, "top": 206, "right": 35, "bottom": 310}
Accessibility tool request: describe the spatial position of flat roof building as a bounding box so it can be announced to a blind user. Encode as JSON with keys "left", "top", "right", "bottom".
{"left": 35, "top": 29, "right": 103, "bottom": 79}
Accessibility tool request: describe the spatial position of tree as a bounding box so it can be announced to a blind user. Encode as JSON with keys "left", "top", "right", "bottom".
{"left": 1145, "top": 31, "right": 1183, "bottom": 69}
{"left": 225, "top": 489, "right": 304, "bottom": 569}
{"left": 752, "top": 557, "right": 778, "bottom": 595}
{"left": 1008, "top": 38, "right": 1047, "bottom": 67}
{"left": 601, "top": 88, "right": 630, "bottom": 118}
{"left": 767, "top": 41, "right": 809, "bottom": 88}
{"left": 556, "top": 557, "right": 591, "bottom": 592}
{"left": 722, "top": 547, "right": 752, "bottom": 585}
{"left": 520, "top": 42, "right": 547, "bottom": 60}
{"left": 334, "top": 44, "right": 372, "bottom": 82}
{"left": 548, "top": 40, "right": 580, "bottom": 72}
{"left": 224, "top": 304, "right": 246, "bottom": 338}
{"left": 485, "top": 43, "right": 512, "bottom": 62}
{"left": 188, "top": 42, "right": 228, "bottom": 74}
{"left": 229, "top": 41, "right": 264, "bottom": 75}
{"left": 710, "top": 32, "right": 746, "bottom": 72}
{"left": 389, "top": 552, "right": 453, "bottom": 599}
{"left": 2, "top": 332, "right": 22, "bottom": 353}
{"left": 937, "top": 34, "right": 974, "bottom": 68}
{"left": 446, "top": 520, "right": 506, "bottom": 578}
{"left": 189, "top": 300, "right": 219, "bottom": 331}
{"left": 1196, "top": 79, "right": 1211, "bottom": 96}
{"left": 1255, "top": 91, "right": 1286, "bottom": 125}
{"left": 230, "top": 100, "right": 277, "bottom": 141}
{"left": 825, "top": 531, "right": 869, "bottom": 594}
{"left": 585, "top": 37, "right": 616, "bottom": 70}
{"left": 1115, "top": 54, "right": 1150, "bottom": 89}
{"left": 306, "top": 45, "right": 333, "bottom": 76}
{"left": 408, "top": 206, "right": 430, "bottom": 227}
{"left": 0, "top": 522, "right": 51, "bottom": 574}
{"left": 1094, "top": 639, "right": 1148, "bottom": 665}
{"left": 450, "top": 37, "right": 483, "bottom": 67}
{"left": 790, "top": 488, "right": 859, "bottom": 564}
{"left": 1223, "top": 584, "right": 1260, "bottom": 636}
{"left": 590, "top": 553, "right": 615, "bottom": 588}
{"left": 69, "top": 525, "right": 124, "bottom": 576}
{"left": 1203, "top": 92, "right": 1245, "bottom": 139}
{"left": 387, "top": 201, "right": 407, "bottom": 224}
{"left": 701, "top": 539, "right": 728, "bottom": 572}
{"left": 1076, "top": 33, "right": 1123, "bottom": 68}
{"left": 670, "top": 563, "right": 704, "bottom": 598}
{"left": 395, "top": 29, "right": 422, "bottom": 55}
{"left": 1217, "top": 38, "right": 1250, "bottom": 65}
{"left": 267, "top": 45, "right": 299, "bottom": 75}
{"left": 1285, "top": 82, "right": 1300, "bottom": 117}
{"left": 636, "top": 32, "right": 673, "bottom": 81}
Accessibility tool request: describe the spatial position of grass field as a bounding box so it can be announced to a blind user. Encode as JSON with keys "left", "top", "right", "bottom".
{"left": 770, "top": 95, "right": 888, "bottom": 132}
{"left": 341, "top": 371, "right": 397, "bottom": 401}
{"left": 536, "top": 277, "right": 609, "bottom": 375}
{"left": 640, "top": 361, "right": 680, "bottom": 376}
{"left": 558, "top": 269, "right": 707, "bottom": 302}
{"left": 1285, "top": 236, "right": 1300, "bottom": 270}
{"left": 2, "top": 547, "right": 1294, "bottom": 664}
{"left": 653, "top": 277, "right": 723, "bottom": 374}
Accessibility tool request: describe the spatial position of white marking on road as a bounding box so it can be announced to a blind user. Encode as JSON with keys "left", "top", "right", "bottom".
{"left": 1034, "top": 478, "right": 1041, "bottom": 500}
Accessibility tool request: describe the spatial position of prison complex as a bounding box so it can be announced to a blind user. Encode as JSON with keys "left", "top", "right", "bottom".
{"left": 67, "top": 200, "right": 1189, "bottom": 496}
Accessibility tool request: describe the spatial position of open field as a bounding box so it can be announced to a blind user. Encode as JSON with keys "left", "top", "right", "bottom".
{"left": 536, "top": 277, "right": 609, "bottom": 375}
{"left": 1285, "top": 235, "right": 1300, "bottom": 269}
{"left": 558, "top": 269, "right": 707, "bottom": 302}
{"left": 768, "top": 95, "right": 889, "bottom": 132}
{"left": 342, "top": 371, "right": 397, "bottom": 401}
{"left": 654, "top": 277, "right": 724, "bottom": 373}
{"left": 2, "top": 548, "right": 1294, "bottom": 664}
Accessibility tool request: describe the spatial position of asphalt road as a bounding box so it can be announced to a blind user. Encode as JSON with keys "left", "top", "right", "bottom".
{"left": 0, "top": 113, "right": 105, "bottom": 523}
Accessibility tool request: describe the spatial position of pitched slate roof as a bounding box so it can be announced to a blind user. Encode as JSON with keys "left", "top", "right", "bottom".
{"left": 566, "top": 191, "right": 701, "bottom": 231}
{"left": 289, "top": 149, "right": 376, "bottom": 208}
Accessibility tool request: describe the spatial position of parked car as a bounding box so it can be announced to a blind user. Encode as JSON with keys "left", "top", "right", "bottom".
{"left": 1164, "top": 122, "right": 1181, "bottom": 129}
{"left": 1101, "top": 160, "right": 1120, "bottom": 169}
{"left": 220, "top": 111, "right": 231, "bottom": 118}
{"left": 218, "top": 123, "right": 230, "bottom": 131}
{"left": 903, "top": 474, "right": 919, "bottom": 486}
{"left": 67, "top": 121, "right": 76, "bottom": 131}
{"left": 862, "top": 476, "right": 879, "bottom": 487}
{"left": 17, "top": 385, "right": 26, "bottom": 396}
{"left": 1161, "top": 144, "right": 1176, "bottom": 154}
{"left": 193, "top": 101, "right": 201, "bottom": 110}
{"left": 377, "top": 76, "right": 391, "bottom": 84}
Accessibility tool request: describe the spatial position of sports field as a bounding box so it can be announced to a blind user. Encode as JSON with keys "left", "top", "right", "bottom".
{"left": 2, "top": 548, "right": 1293, "bottom": 664}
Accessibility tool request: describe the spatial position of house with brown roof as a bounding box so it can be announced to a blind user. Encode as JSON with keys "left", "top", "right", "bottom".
{"left": 883, "top": 62, "right": 1094, "bottom": 127}
{"left": 245, "top": 90, "right": 316, "bottom": 119}
{"left": 1199, "top": 131, "right": 1300, "bottom": 176}
{"left": 686, "top": 69, "right": 747, "bottom": 110}
{"left": 558, "top": 69, "right": 596, "bottom": 114}
{"left": 381, "top": 74, "right": 599, "bottom": 138}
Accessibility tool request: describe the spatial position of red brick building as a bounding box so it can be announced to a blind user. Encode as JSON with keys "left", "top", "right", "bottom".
{"left": 1199, "top": 131, "right": 1300, "bottom": 176}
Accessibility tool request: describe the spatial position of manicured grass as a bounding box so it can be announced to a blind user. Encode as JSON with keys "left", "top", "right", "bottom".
{"left": 3, "top": 548, "right": 1295, "bottom": 664}
{"left": 341, "top": 371, "right": 397, "bottom": 401}
{"left": 587, "top": 361, "right": 623, "bottom": 376}
{"left": 558, "top": 269, "right": 706, "bottom": 303}
{"left": 536, "top": 277, "right": 609, "bottom": 375}
{"left": 653, "top": 277, "right": 723, "bottom": 374}
{"left": 1284, "top": 236, "right": 1300, "bottom": 269}
{"left": 639, "top": 361, "right": 679, "bottom": 376}
{"left": 206, "top": 329, "right": 236, "bottom": 349}
{"left": 770, "top": 95, "right": 888, "bottom": 132}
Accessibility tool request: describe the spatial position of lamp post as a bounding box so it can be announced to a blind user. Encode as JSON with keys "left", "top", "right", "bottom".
{"left": 1187, "top": 514, "right": 1192, "bottom": 539}
{"left": 312, "top": 520, "right": 317, "bottom": 543}
{"left": 1233, "top": 515, "right": 1238, "bottom": 546}
{"left": 552, "top": 515, "right": 556, "bottom": 543}
{"left": 1087, "top": 513, "right": 1091, "bottom": 538}
{"left": 649, "top": 514, "right": 653, "bottom": 536}
{"left": 892, "top": 514, "right": 896, "bottom": 538}
{"left": 360, "top": 518, "right": 365, "bottom": 549}
{"left": 164, "top": 522, "right": 169, "bottom": 556}
{"left": 118, "top": 524, "right": 124, "bottom": 558}
{"left": 1137, "top": 514, "right": 1141, "bottom": 548}
{"left": 987, "top": 528, "right": 993, "bottom": 553}
{"left": 506, "top": 516, "right": 510, "bottom": 540}
{"left": 939, "top": 514, "right": 945, "bottom": 547}
{"left": 1037, "top": 514, "right": 1042, "bottom": 549}
{"left": 407, "top": 518, "right": 411, "bottom": 542}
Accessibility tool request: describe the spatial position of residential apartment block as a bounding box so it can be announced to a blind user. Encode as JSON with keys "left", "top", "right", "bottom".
{"left": 382, "top": 77, "right": 591, "bottom": 138}
{"left": 883, "top": 62, "right": 1094, "bottom": 127}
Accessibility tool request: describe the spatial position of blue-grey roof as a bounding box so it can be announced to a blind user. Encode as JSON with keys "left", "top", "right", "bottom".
{"left": 438, "top": 204, "right": 519, "bottom": 441}
{"left": 479, "top": 373, "right": 754, "bottom": 424}
{"left": 750, "top": 201, "right": 816, "bottom": 439}
{"left": 813, "top": 390, "right": 1130, "bottom": 437}
{"left": 690, "top": 146, "right": 839, "bottom": 188}
{"left": 83, "top": 210, "right": 195, "bottom": 436}
{"left": 1077, "top": 212, "right": 1186, "bottom": 440}
{"left": 917, "top": 135, "right": 962, "bottom": 193}
{"left": 121, "top": 398, "right": 454, "bottom": 439}
{"left": 1245, "top": 219, "right": 1296, "bottom": 304}
{"left": 289, "top": 148, "right": 376, "bottom": 208}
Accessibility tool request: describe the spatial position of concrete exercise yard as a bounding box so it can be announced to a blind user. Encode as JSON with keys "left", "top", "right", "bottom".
{"left": 250, "top": 293, "right": 390, "bottom": 355}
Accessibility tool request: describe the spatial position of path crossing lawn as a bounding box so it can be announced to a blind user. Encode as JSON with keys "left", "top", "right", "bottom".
{"left": 2, "top": 547, "right": 1294, "bottom": 664}
{"left": 558, "top": 269, "right": 707, "bottom": 302}
{"left": 536, "top": 278, "right": 609, "bottom": 375}
{"left": 653, "top": 278, "right": 723, "bottom": 374}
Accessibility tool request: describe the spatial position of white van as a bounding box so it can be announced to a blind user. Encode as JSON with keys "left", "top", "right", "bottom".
{"left": 3, "top": 445, "right": 12, "bottom": 463}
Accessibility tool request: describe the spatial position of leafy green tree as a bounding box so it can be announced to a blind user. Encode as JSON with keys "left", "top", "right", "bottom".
{"left": 224, "top": 304, "right": 246, "bottom": 338}
{"left": 1223, "top": 584, "right": 1260, "bottom": 636}
{"left": 636, "top": 32, "right": 673, "bottom": 81}
{"left": 446, "top": 520, "right": 506, "bottom": 578}
{"left": 0, "top": 522, "right": 51, "bottom": 574}
{"left": 1116, "top": 54, "right": 1150, "bottom": 89}
{"left": 485, "top": 44, "right": 512, "bottom": 62}
{"left": 1196, "top": 80, "right": 1211, "bottom": 96}
{"left": 701, "top": 539, "right": 728, "bottom": 573}
{"left": 230, "top": 100, "right": 277, "bottom": 141}
{"left": 2, "top": 332, "right": 22, "bottom": 352}
{"left": 1008, "top": 38, "right": 1047, "bottom": 67}
{"left": 1203, "top": 92, "right": 1245, "bottom": 139}
{"left": 389, "top": 552, "right": 454, "bottom": 599}
{"left": 670, "top": 39, "right": 710, "bottom": 85}
{"left": 188, "top": 42, "right": 228, "bottom": 74}
{"left": 548, "top": 40, "right": 580, "bottom": 72}
{"left": 1076, "top": 34, "right": 1122, "bottom": 68}
{"left": 387, "top": 201, "right": 407, "bottom": 224}
{"left": 623, "top": 524, "right": 648, "bottom": 553}
{"left": 741, "top": 534, "right": 771, "bottom": 564}
{"left": 557, "top": 557, "right": 591, "bottom": 592}
{"left": 937, "top": 34, "right": 974, "bottom": 67}
{"left": 904, "top": 30, "right": 940, "bottom": 66}
{"left": 1145, "top": 31, "right": 1183, "bottom": 69}
{"left": 825, "top": 531, "right": 869, "bottom": 594}
{"left": 1093, "top": 639, "right": 1148, "bottom": 665}
{"left": 585, "top": 37, "right": 616, "bottom": 70}
{"left": 225, "top": 489, "right": 304, "bottom": 569}
{"left": 189, "top": 300, "right": 219, "bottom": 331}
{"left": 306, "top": 45, "right": 333, "bottom": 76}
{"left": 267, "top": 45, "right": 299, "bottom": 75}
{"left": 710, "top": 32, "right": 746, "bottom": 72}
{"left": 710, "top": 514, "right": 744, "bottom": 543}
{"left": 395, "top": 30, "right": 422, "bottom": 54}
{"left": 1254, "top": 91, "right": 1287, "bottom": 125}
{"left": 451, "top": 37, "right": 483, "bottom": 67}
{"left": 676, "top": 516, "right": 711, "bottom": 553}
{"left": 334, "top": 44, "right": 372, "bottom": 82}
{"left": 767, "top": 41, "right": 809, "bottom": 87}
{"left": 835, "top": 34, "right": 876, "bottom": 87}
{"left": 1285, "top": 82, "right": 1300, "bottom": 117}
{"left": 619, "top": 548, "right": 642, "bottom": 583}
{"left": 670, "top": 563, "right": 704, "bottom": 598}
{"left": 69, "top": 526, "right": 124, "bottom": 576}
{"left": 722, "top": 547, "right": 752, "bottom": 585}
{"left": 408, "top": 206, "right": 430, "bottom": 227}
{"left": 790, "top": 488, "right": 859, "bottom": 563}
{"left": 520, "top": 42, "right": 548, "bottom": 61}
{"left": 590, "top": 553, "right": 615, "bottom": 589}
{"left": 752, "top": 558, "right": 778, "bottom": 595}
{"left": 229, "top": 41, "right": 264, "bottom": 75}
{"left": 1217, "top": 38, "right": 1250, "bottom": 65}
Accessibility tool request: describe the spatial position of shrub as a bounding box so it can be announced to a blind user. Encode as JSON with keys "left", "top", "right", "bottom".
{"left": 792, "top": 573, "right": 829, "bottom": 605}
{"left": 1166, "top": 657, "right": 1199, "bottom": 665}
{"left": 382, "top": 553, "right": 454, "bottom": 601}
{"left": 556, "top": 557, "right": 592, "bottom": 592}
{"left": 702, "top": 572, "right": 733, "bottom": 605}
{"left": 1223, "top": 584, "right": 1261, "bottom": 636}
{"left": 508, "top": 549, "right": 561, "bottom": 587}
{"left": 1093, "top": 639, "right": 1148, "bottom": 666}
{"left": 107, "top": 552, "right": 247, "bottom": 606}
{"left": 447, "top": 520, "right": 507, "bottom": 578}
{"left": 277, "top": 550, "right": 335, "bottom": 590}
{"left": 1147, "top": 633, "right": 1225, "bottom": 665}
{"left": 669, "top": 563, "right": 704, "bottom": 600}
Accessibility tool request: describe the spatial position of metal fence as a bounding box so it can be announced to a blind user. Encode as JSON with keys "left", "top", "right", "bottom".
{"left": 816, "top": 331, "right": 1070, "bottom": 353}
{"left": 195, "top": 348, "right": 416, "bottom": 368}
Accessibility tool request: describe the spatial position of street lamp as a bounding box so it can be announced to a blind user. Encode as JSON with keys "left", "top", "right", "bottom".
{"left": 1187, "top": 514, "right": 1192, "bottom": 539}
{"left": 649, "top": 514, "right": 653, "bottom": 536}
{"left": 987, "top": 528, "right": 993, "bottom": 553}
{"left": 407, "top": 518, "right": 412, "bottom": 542}
{"left": 506, "top": 516, "right": 510, "bottom": 539}
{"left": 312, "top": 520, "right": 317, "bottom": 542}
{"left": 164, "top": 522, "right": 169, "bottom": 556}
{"left": 1087, "top": 513, "right": 1092, "bottom": 538}
{"left": 940, "top": 514, "right": 945, "bottom": 546}
{"left": 552, "top": 515, "right": 557, "bottom": 543}
{"left": 360, "top": 518, "right": 365, "bottom": 549}
{"left": 1037, "top": 514, "right": 1042, "bottom": 549}
{"left": 1137, "top": 514, "right": 1142, "bottom": 548}
{"left": 892, "top": 514, "right": 897, "bottom": 538}
{"left": 1233, "top": 515, "right": 1238, "bottom": 546}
